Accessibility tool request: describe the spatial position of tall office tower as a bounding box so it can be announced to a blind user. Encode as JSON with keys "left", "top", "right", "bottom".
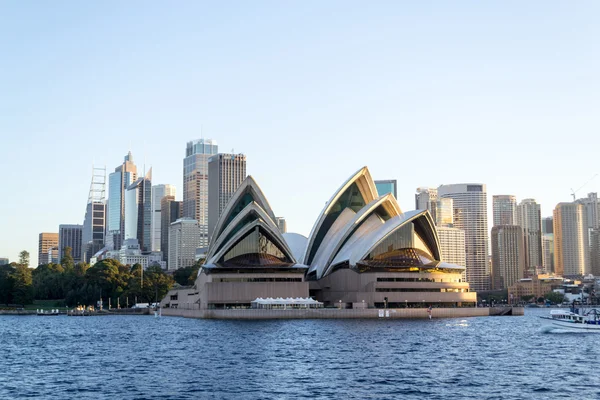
{"left": 542, "top": 235, "right": 554, "bottom": 273}
{"left": 437, "top": 184, "right": 490, "bottom": 291}
{"left": 0, "top": 258, "right": 8, "bottom": 265}
{"left": 433, "top": 198, "right": 454, "bottom": 227}
{"left": 590, "top": 229, "right": 600, "bottom": 276}
{"left": 151, "top": 184, "right": 176, "bottom": 252}
{"left": 415, "top": 187, "right": 438, "bottom": 219}
{"left": 576, "top": 193, "right": 600, "bottom": 229}
{"left": 275, "top": 217, "right": 287, "bottom": 234}
{"left": 183, "top": 139, "right": 218, "bottom": 247}
{"left": 38, "top": 232, "right": 59, "bottom": 265}
{"left": 48, "top": 247, "right": 59, "bottom": 264}
{"left": 493, "top": 195, "right": 517, "bottom": 226}
{"left": 107, "top": 152, "right": 137, "bottom": 251}
{"left": 553, "top": 202, "right": 589, "bottom": 276}
{"left": 517, "top": 199, "right": 543, "bottom": 274}
{"left": 491, "top": 225, "right": 525, "bottom": 290}
{"left": 82, "top": 166, "right": 107, "bottom": 263}
{"left": 375, "top": 180, "right": 397, "bottom": 199}
{"left": 168, "top": 218, "right": 202, "bottom": 270}
{"left": 124, "top": 169, "right": 152, "bottom": 252}
{"left": 437, "top": 226, "right": 466, "bottom": 265}
{"left": 58, "top": 224, "right": 83, "bottom": 263}
{"left": 207, "top": 153, "right": 247, "bottom": 239}
{"left": 160, "top": 195, "right": 182, "bottom": 264}
{"left": 542, "top": 217, "right": 554, "bottom": 235}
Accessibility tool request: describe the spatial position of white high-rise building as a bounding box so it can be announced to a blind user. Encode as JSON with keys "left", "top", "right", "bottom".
{"left": 554, "top": 202, "right": 589, "bottom": 276}
{"left": 517, "top": 198, "right": 543, "bottom": 274}
{"left": 151, "top": 184, "right": 176, "bottom": 252}
{"left": 437, "top": 227, "right": 466, "bottom": 268}
{"left": 168, "top": 218, "right": 202, "bottom": 271}
{"left": 576, "top": 193, "right": 600, "bottom": 229}
{"left": 437, "top": 184, "right": 490, "bottom": 291}
{"left": 492, "top": 195, "right": 517, "bottom": 226}
{"left": 124, "top": 169, "right": 152, "bottom": 252}
{"left": 207, "top": 153, "right": 247, "bottom": 240}
{"left": 107, "top": 152, "right": 137, "bottom": 251}
{"left": 415, "top": 187, "right": 438, "bottom": 217}
{"left": 183, "top": 139, "right": 218, "bottom": 248}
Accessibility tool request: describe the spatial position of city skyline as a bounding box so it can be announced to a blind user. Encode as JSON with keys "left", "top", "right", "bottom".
{"left": 1, "top": 2, "right": 599, "bottom": 263}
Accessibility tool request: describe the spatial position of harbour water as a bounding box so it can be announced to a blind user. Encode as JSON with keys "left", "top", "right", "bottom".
{"left": 1, "top": 308, "right": 599, "bottom": 399}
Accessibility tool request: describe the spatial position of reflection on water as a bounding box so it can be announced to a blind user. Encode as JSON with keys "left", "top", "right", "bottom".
{"left": 1, "top": 308, "right": 598, "bottom": 399}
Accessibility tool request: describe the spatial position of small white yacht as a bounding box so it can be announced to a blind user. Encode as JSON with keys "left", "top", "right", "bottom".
{"left": 540, "top": 307, "right": 600, "bottom": 332}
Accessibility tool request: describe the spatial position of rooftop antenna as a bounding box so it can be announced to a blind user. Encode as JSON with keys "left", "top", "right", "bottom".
{"left": 571, "top": 174, "right": 598, "bottom": 201}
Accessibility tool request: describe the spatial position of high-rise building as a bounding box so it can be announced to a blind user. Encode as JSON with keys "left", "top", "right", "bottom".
{"left": 183, "top": 139, "right": 218, "bottom": 246}
{"left": 124, "top": 169, "right": 152, "bottom": 252}
{"left": 437, "top": 184, "right": 490, "bottom": 291}
{"left": 542, "top": 217, "right": 554, "bottom": 235}
{"left": 433, "top": 198, "right": 454, "bottom": 227}
{"left": 160, "top": 195, "right": 182, "bottom": 264}
{"left": 553, "top": 202, "right": 589, "bottom": 276}
{"left": 375, "top": 180, "right": 397, "bottom": 199}
{"left": 493, "top": 195, "right": 517, "bottom": 226}
{"left": 58, "top": 224, "right": 83, "bottom": 263}
{"left": 168, "top": 218, "right": 202, "bottom": 271}
{"left": 107, "top": 152, "right": 137, "bottom": 250}
{"left": 415, "top": 187, "right": 438, "bottom": 216}
{"left": 491, "top": 225, "right": 525, "bottom": 290}
{"left": 151, "top": 184, "right": 176, "bottom": 252}
{"left": 208, "top": 153, "right": 247, "bottom": 240}
{"left": 437, "top": 226, "right": 466, "bottom": 267}
{"left": 82, "top": 166, "right": 107, "bottom": 263}
{"left": 275, "top": 217, "right": 287, "bottom": 234}
{"left": 38, "top": 232, "right": 59, "bottom": 266}
{"left": 590, "top": 229, "right": 600, "bottom": 276}
{"left": 542, "top": 235, "right": 554, "bottom": 273}
{"left": 0, "top": 258, "right": 8, "bottom": 265}
{"left": 576, "top": 193, "right": 600, "bottom": 229}
{"left": 517, "top": 198, "right": 543, "bottom": 274}
{"left": 48, "top": 247, "right": 59, "bottom": 264}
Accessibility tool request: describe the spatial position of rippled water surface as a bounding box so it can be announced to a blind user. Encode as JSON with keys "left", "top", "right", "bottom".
{"left": 1, "top": 309, "right": 600, "bottom": 399}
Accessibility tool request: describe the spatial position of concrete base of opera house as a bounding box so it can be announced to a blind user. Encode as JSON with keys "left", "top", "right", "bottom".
{"left": 160, "top": 306, "right": 524, "bottom": 320}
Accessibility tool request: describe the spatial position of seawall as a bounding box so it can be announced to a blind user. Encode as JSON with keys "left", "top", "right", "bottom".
{"left": 161, "top": 307, "right": 524, "bottom": 320}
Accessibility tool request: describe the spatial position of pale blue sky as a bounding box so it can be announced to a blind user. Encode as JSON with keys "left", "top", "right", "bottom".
{"left": 1, "top": 2, "right": 599, "bottom": 264}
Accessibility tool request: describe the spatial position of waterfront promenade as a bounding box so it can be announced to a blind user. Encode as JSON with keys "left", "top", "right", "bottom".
{"left": 162, "top": 306, "right": 524, "bottom": 320}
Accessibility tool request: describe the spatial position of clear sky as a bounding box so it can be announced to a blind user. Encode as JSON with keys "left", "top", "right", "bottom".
{"left": 1, "top": 1, "right": 599, "bottom": 265}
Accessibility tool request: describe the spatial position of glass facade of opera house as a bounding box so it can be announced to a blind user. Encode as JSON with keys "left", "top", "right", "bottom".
{"left": 160, "top": 167, "right": 477, "bottom": 310}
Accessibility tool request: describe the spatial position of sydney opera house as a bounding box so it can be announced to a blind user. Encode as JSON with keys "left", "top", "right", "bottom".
{"left": 162, "top": 167, "right": 477, "bottom": 310}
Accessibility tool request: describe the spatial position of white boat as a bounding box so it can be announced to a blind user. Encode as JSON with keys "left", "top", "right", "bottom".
{"left": 540, "top": 308, "right": 600, "bottom": 332}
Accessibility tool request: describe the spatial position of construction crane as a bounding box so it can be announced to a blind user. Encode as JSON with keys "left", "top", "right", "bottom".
{"left": 571, "top": 174, "right": 598, "bottom": 201}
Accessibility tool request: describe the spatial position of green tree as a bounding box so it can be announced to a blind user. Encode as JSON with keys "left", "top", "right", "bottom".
{"left": 61, "top": 246, "right": 74, "bottom": 271}
{"left": 18, "top": 250, "right": 30, "bottom": 268}
{"left": 521, "top": 294, "right": 535, "bottom": 303}
{"left": 0, "top": 264, "right": 16, "bottom": 304}
{"left": 32, "top": 263, "right": 65, "bottom": 300}
{"left": 545, "top": 291, "right": 565, "bottom": 305}
{"left": 144, "top": 265, "right": 175, "bottom": 304}
{"left": 173, "top": 265, "right": 199, "bottom": 286}
{"left": 11, "top": 265, "right": 33, "bottom": 305}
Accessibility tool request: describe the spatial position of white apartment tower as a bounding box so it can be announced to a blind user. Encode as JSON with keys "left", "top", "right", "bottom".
{"left": 168, "top": 218, "right": 203, "bottom": 271}
{"left": 207, "top": 153, "right": 247, "bottom": 240}
{"left": 151, "top": 184, "right": 176, "bottom": 252}
{"left": 553, "top": 202, "right": 589, "bottom": 276}
{"left": 492, "top": 195, "right": 517, "bottom": 226}
{"left": 437, "top": 184, "right": 490, "bottom": 291}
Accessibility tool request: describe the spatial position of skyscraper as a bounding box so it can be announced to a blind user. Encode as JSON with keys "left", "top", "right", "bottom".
{"left": 183, "top": 139, "right": 217, "bottom": 245}
{"left": 491, "top": 225, "right": 525, "bottom": 289}
{"left": 208, "top": 153, "right": 247, "bottom": 240}
{"left": 375, "top": 180, "right": 397, "bottom": 199}
{"left": 82, "top": 166, "right": 107, "bottom": 263}
{"left": 492, "top": 195, "right": 517, "bottom": 226}
{"left": 38, "top": 232, "right": 58, "bottom": 266}
{"left": 553, "top": 202, "right": 589, "bottom": 276}
{"left": 517, "top": 198, "right": 543, "bottom": 274}
{"left": 124, "top": 168, "right": 152, "bottom": 252}
{"left": 0, "top": 258, "right": 8, "bottom": 266}
{"left": 275, "top": 217, "right": 287, "bottom": 234}
{"left": 160, "top": 195, "right": 182, "bottom": 264}
{"left": 437, "top": 184, "right": 490, "bottom": 291}
{"left": 169, "top": 218, "right": 202, "bottom": 271}
{"left": 151, "top": 184, "right": 176, "bottom": 252}
{"left": 58, "top": 224, "right": 83, "bottom": 263}
{"left": 107, "top": 152, "right": 137, "bottom": 250}
{"left": 437, "top": 226, "right": 466, "bottom": 268}
{"left": 576, "top": 192, "right": 600, "bottom": 229}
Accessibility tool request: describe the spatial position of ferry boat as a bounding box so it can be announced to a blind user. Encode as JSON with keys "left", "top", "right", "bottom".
{"left": 540, "top": 306, "right": 600, "bottom": 332}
